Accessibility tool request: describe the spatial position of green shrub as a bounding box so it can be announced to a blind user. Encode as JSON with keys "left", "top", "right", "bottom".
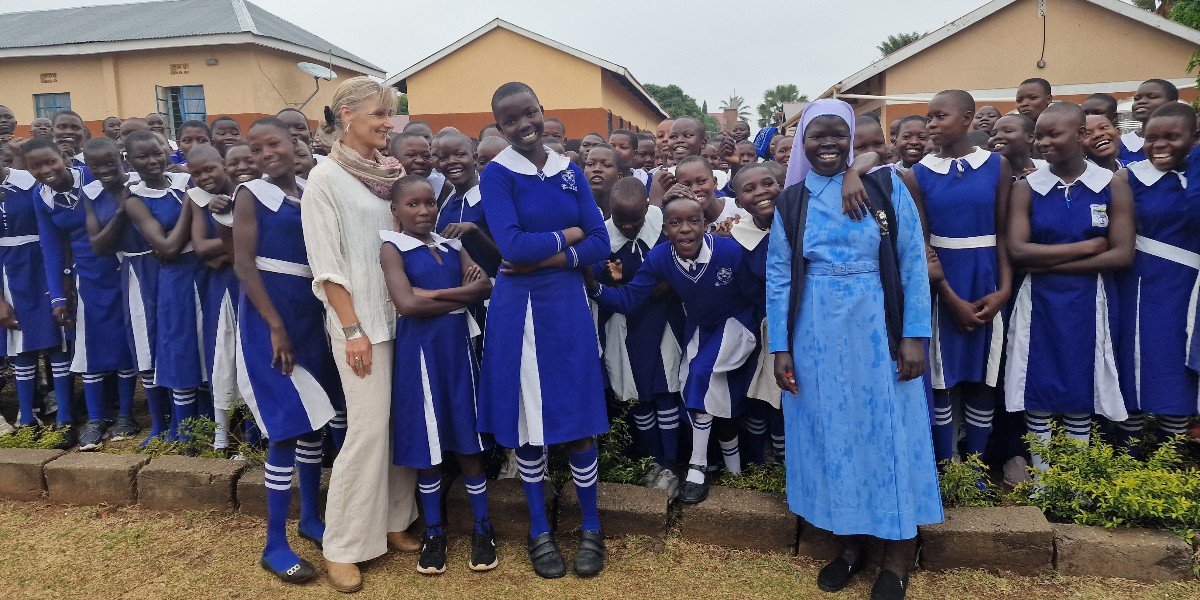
{"left": 1012, "top": 427, "right": 1200, "bottom": 543}
{"left": 716, "top": 462, "right": 786, "bottom": 495}
{"left": 938, "top": 454, "right": 1001, "bottom": 508}
{"left": 596, "top": 410, "right": 653, "bottom": 485}
{"left": 0, "top": 425, "right": 67, "bottom": 449}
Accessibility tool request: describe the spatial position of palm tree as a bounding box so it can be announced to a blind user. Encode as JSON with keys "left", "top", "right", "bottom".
{"left": 877, "top": 32, "right": 922, "bottom": 56}
{"left": 757, "top": 84, "right": 807, "bottom": 128}
{"left": 719, "top": 92, "right": 752, "bottom": 124}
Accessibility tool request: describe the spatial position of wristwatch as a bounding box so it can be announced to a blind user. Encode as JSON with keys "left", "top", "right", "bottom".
{"left": 342, "top": 322, "right": 366, "bottom": 340}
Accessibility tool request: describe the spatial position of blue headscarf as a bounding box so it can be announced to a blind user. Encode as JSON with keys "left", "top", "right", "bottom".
{"left": 753, "top": 125, "right": 778, "bottom": 159}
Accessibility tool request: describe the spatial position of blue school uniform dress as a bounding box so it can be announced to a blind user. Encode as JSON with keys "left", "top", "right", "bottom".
{"left": 1117, "top": 161, "right": 1200, "bottom": 416}
{"left": 129, "top": 173, "right": 206, "bottom": 389}
{"left": 594, "top": 233, "right": 760, "bottom": 419}
{"left": 435, "top": 184, "right": 500, "bottom": 278}
{"left": 38, "top": 178, "right": 132, "bottom": 373}
{"left": 476, "top": 147, "right": 610, "bottom": 448}
{"left": 1004, "top": 163, "right": 1126, "bottom": 420}
{"left": 383, "top": 231, "right": 488, "bottom": 468}
{"left": 3, "top": 169, "right": 62, "bottom": 357}
{"left": 913, "top": 148, "right": 1006, "bottom": 389}
{"left": 1119, "top": 132, "right": 1145, "bottom": 166}
{"left": 730, "top": 217, "right": 780, "bottom": 408}
{"left": 765, "top": 169, "right": 941, "bottom": 541}
{"left": 188, "top": 188, "right": 240, "bottom": 409}
{"left": 234, "top": 179, "right": 341, "bottom": 441}
{"left": 597, "top": 206, "right": 684, "bottom": 403}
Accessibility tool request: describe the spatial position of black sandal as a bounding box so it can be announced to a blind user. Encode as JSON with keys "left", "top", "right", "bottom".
{"left": 259, "top": 556, "right": 316, "bottom": 584}
{"left": 527, "top": 532, "right": 566, "bottom": 579}
{"left": 816, "top": 555, "right": 866, "bottom": 592}
{"left": 573, "top": 529, "right": 606, "bottom": 576}
{"left": 870, "top": 569, "right": 910, "bottom": 600}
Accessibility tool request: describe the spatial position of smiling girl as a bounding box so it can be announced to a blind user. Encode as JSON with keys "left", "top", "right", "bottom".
{"left": 1120, "top": 79, "right": 1179, "bottom": 165}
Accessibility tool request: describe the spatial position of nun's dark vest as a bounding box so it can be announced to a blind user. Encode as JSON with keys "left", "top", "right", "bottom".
{"left": 775, "top": 168, "right": 905, "bottom": 359}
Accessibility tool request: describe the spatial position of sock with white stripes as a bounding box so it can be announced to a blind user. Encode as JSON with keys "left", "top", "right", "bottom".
{"left": 769, "top": 412, "right": 786, "bottom": 461}
{"left": 1156, "top": 414, "right": 1190, "bottom": 444}
{"left": 741, "top": 405, "right": 769, "bottom": 466}
{"left": 515, "top": 445, "right": 550, "bottom": 537}
{"left": 262, "top": 440, "right": 301, "bottom": 574}
{"left": 294, "top": 431, "right": 324, "bottom": 543}
{"left": 327, "top": 411, "right": 347, "bottom": 450}
{"left": 417, "top": 472, "right": 444, "bottom": 537}
{"left": 49, "top": 351, "right": 73, "bottom": 424}
{"left": 654, "top": 394, "right": 681, "bottom": 466}
{"left": 932, "top": 390, "right": 955, "bottom": 464}
{"left": 962, "top": 386, "right": 995, "bottom": 457}
{"left": 117, "top": 369, "right": 137, "bottom": 418}
{"left": 81, "top": 373, "right": 107, "bottom": 422}
{"left": 1025, "top": 410, "right": 1053, "bottom": 472}
{"left": 1063, "top": 414, "right": 1091, "bottom": 445}
{"left": 1114, "top": 412, "right": 1146, "bottom": 453}
{"left": 141, "top": 373, "right": 170, "bottom": 443}
{"left": 629, "top": 401, "right": 663, "bottom": 463}
{"left": 463, "top": 473, "right": 491, "bottom": 534}
{"left": 719, "top": 435, "right": 742, "bottom": 475}
{"left": 170, "top": 388, "right": 198, "bottom": 442}
{"left": 13, "top": 354, "right": 38, "bottom": 426}
{"left": 569, "top": 444, "right": 601, "bottom": 533}
{"left": 686, "top": 412, "right": 714, "bottom": 484}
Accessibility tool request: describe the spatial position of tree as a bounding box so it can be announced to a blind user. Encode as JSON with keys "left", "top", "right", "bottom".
{"left": 719, "top": 93, "right": 752, "bottom": 124}
{"left": 644, "top": 83, "right": 721, "bottom": 133}
{"left": 877, "top": 32, "right": 921, "bottom": 56}
{"left": 756, "top": 84, "right": 807, "bottom": 128}
{"left": 397, "top": 94, "right": 409, "bottom": 115}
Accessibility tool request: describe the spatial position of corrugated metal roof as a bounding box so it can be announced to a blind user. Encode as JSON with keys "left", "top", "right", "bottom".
{"left": 0, "top": 0, "right": 381, "bottom": 72}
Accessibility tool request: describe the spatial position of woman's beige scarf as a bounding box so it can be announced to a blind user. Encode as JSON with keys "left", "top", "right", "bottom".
{"left": 328, "top": 141, "right": 403, "bottom": 200}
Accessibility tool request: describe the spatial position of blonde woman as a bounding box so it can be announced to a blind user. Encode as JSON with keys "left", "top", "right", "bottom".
{"left": 301, "top": 76, "right": 419, "bottom": 593}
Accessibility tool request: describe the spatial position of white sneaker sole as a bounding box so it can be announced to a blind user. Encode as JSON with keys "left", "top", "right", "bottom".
{"left": 416, "top": 564, "right": 446, "bottom": 575}
{"left": 469, "top": 557, "right": 499, "bottom": 571}
{"left": 78, "top": 442, "right": 103, "bottom": 451}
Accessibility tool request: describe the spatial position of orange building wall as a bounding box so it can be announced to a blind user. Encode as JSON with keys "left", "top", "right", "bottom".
{"left": 409, "top": 108, "right": 613, "bottom": 142}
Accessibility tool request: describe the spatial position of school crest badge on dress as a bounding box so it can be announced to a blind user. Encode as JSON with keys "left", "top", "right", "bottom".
{"left": 560, "top": 169, "right": 577, "bottom": 192}
{"left": 715, "top": 267, "right": 733, "bottom": 286}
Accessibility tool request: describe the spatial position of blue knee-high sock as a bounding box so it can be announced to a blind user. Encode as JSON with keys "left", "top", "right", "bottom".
{"left": 932, "top": 391, "right": 954, "bottom": 464}
{"left": 170, "top": 388, "right": 198, "bottom": 442}
{"left": 197, "top": 385, "right": 214, "bottom": 421}
{"left": 244, "top": 418, "right": 263, "bottom": 446}
{"left": 1114, "top": 412, "right": 1145, "bottom": 453}
{"left": 116, "top": 370, "right": 136, "bottom": 418}
{"left": 417, "top": 473, "right": 444, "bottom": 536}
{"left": 741, "top": 403, "right": 769, "bottom": 466}
{"left": 13, "top": 354, "right": 38, "bottom": 426}
{"left": 569, "top": 444, "right": 601, "bottom": 533}
{"left": 463, "top": 473, "right": 491, "bottom": 534}
{"left": 263, "top": 440, "right": 301, "bottom": 572}
{"left": 769, "top": 411, "right": 786, "bottom": 460}
{"left": 49, "top": 351, "right": 73, "bottom": 424}
{"left": 515, "top": 445, "right": 550, "bottom": 538}
{"left": 327, "top": 411, "right": 347, "bottom": 450}
{"left": 962, "top": 388, "right": 995, "bottom": 457}
{"left": 81, "top": 373, "right": 107, "bottom": 422}
{"left": 141, "top": 373, "right": 170, "bottom": 441}
{"left": 654, "top": 394, "right": 680, "bottom": 466}
{"left": 294, "top": 431, "right": 324, "bottom": 541}
{"left": 630, "top": 401, "right": 663, "bottom": 463}
{"left": 1157, "top": 414, "right": 1190, "bottom": 443}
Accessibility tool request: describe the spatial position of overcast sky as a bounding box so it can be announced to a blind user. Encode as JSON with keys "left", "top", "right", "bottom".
{"left": 2, "top": 0, "right": 1137, "bottom": 122}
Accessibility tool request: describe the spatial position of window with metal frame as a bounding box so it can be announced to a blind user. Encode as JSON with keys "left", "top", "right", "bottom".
{"left": 33, "top": 93, "right": 71, "bottom": 119}
{"left": 154, "top": 85, "right": 207, "bottom": 139}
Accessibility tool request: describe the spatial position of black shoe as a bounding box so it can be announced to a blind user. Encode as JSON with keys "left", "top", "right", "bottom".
{"left": 817, "top": 555, "right": 866, "bottom": 592}
{"left": 109, "top": 415, "right": 141, "bottom": 441}
{"left": 527, "top": 532, "right": 566, "bottom": 579}
{"left": 678, "top": 465, "right": 709, "bottom": 504}
{"left": 259, "top": 556, "right": 315, "bottom": 584}
{"left": 417, "top": 530, "right": 447, "bottom": 575}
{"left": 50, "top": 422, "right": 77, "bottom": 450}
{"left": 297, "top": 527, "right": 323, "bottom": 550}
{"left": 573, "top": 529, "right": 605, "bottom": 577}
{"left": 870, "top": 569, "right": 910, "bottom": 600}
{"left": 469, "top": 520, "right": 498, "bottom": 571}
{"left": 78, "top": 419, "right": 108, "bottom": 451}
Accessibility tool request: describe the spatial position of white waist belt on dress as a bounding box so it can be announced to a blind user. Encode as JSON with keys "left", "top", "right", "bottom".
{"left": 929, "top": 234, "right": 996, "bottom": 249}
{"left": 448, "top": 307, "right": 483, "bottom": 338}
{"left": 1136, "top": 235, "right": 1200, "bottom": 270}
{"left": 0, "top": 235, "right": 40, "bottom": 247}
{"left": 117, "top": 249, "right": 153, "bottom": 259}
{"left": 255, "top": 256, "right": 313, "bottom": 278}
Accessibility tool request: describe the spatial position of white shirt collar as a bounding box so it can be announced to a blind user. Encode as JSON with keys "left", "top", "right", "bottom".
{"left": 462, "top": 185, "right": 482, "bottom": 207}
{"left": 379, "top": 230, "right": 462, "bottom": 253}
{"left": 1121, "top": 131, "right": 1144, "bottom": 152}
{"left": 129, "top": 171, "right": 190, "bottom": 200}
{"left": 1026, "top": 160, "right": 1114, "bottom": 196}
{"left": 38, "top": 168, "right": 85, "bottom": 209}
{"left": 1127, "top": 159, "right": 1187, "bottom": 189}
{"left": 187, "top": 186, "right": 220, "bottom": 208}
{"left": 491, "top": 145, "right": 571, "bottom": 178}
{"left": 730, "top": 215, "right": 770, "bottom": 250}
{"left": 918, "top": 146, "right": 992, "bottom": 175}
{"left": 606, "top": 204, "right": 662, "bottom": 253}
{"left": 235, "top": 178, "right": 303, "bottom": 213}
{"left": 674, "top": 233, "right": 713, "bottom": 272}
{"left": 2, "top": 169, "right": 36, "bottom": 191}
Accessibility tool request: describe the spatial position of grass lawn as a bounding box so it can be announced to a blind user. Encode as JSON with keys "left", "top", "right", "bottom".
{"left": 0, "top": 501, "right": 1196, "bottom": 600}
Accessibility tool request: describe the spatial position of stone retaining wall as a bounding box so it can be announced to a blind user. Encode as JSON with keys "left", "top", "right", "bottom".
{"left": 0, "top": 449, "right": 1194, "bottom": 582}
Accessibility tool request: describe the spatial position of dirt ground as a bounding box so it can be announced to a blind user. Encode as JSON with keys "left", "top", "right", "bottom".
{"left": 1, "top": 501, "right": 1196, "bottom": 600}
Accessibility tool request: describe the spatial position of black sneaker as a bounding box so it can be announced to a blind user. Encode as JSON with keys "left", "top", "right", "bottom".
{"left": 78, "top": 419, "right": 109, "bottom": 451}
{"left": 417, "top": 530, "right": 447, "bottom": 575}
{"left": 109, "top": 416, "right": 141, "bottom": 441}
{"left": 49, "top": 422, "right": 77, "bottom": 450}
{"left": 469, "top": 520, "right": 499, "bottom": 571}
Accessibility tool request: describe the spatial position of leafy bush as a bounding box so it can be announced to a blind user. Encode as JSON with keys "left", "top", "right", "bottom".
{"left": 0, "top": 425, "right": 68, "bottom": 449}
{"left": 938, "top": 454, "right": 1001, "bottom": 508}
{"left": 596, "top": 411, "right": 653, "bottom": 485}
{"left": 716, "top": 462, "right": 786, "bottom": 494}
{"left": 1013, "top": 427, "right": 1200, "bottom": 543}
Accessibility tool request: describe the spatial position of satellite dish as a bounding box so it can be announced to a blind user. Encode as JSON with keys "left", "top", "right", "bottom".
{"left": 297, "top": 62, "right": 337, "bottom": 81}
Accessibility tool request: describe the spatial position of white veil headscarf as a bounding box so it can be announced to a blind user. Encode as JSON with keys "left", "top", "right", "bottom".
{"left": 783, "top": 98, "right": 857, "bottom": 188}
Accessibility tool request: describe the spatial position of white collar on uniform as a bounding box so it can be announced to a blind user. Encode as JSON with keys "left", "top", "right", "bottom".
{"left": 187, "top": 186, "right": 221, "bottom": 207}
{"left": 236, "top": 178, "right": 303, "bottom": 212}
{"left": 129, "top": 171, "right": 190, "bottom": 200}
{"left": 674, "top": 233, "right": 713, "bottom": 272}
{"left": 38, "top": 168, "right": 85, "bottom": 209}
{"left": 1121, "top": 131, "right": 1144, "bottom": 152}
{"left": 1026, "top": 160, "right": 1114, "bottom": 196}
{"left": 632, "top": 169, "right": 649, "bottom": 185}
{"left": 81, "top": 173, "right": 137, "bottom": 200}
{"left": 491, "top": 145, "right": 571, "bottom": 178}
{"left": 606, "top": 204, "right": 663, "bottom": 253}
{"left": 379, "top": 229, "right": 462, "bottom": 253}
{"left": 1126, "top": 159, "right": 1186, "bottom": 189}
{"left": 3, "top": 168, "right": 36, "bottom": 191}
{"left": 918, "top": 146, "right": 992, "bottom": 175}
{"left": 462, "top": 185, "right": 482, "bottom": 207}
{"left": 730, "top": 215, "right": 770, "bottom": 251}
